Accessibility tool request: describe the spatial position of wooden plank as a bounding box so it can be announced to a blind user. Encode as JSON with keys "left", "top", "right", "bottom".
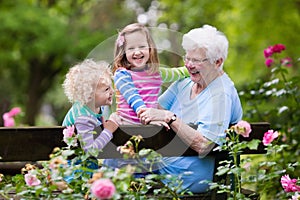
{"left": 0, "top": 122, "right": 270, "bottom": 162}
{"left": 0, "top": 126, "right": 64, "bottom": 162}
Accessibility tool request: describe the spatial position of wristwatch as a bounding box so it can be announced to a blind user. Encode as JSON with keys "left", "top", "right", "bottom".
{"left": 168, "top": 114, "right": 177, "bottom": 126}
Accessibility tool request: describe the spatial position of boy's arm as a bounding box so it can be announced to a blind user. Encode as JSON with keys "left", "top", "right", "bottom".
{"left": 75, "top": 116, "right": 113, "bottom": 152}
{"left": 159, "top": 66, "right": 189, "bottom": 83}
{"left": 114, "top": 69, "right": 146, "bottom": 113}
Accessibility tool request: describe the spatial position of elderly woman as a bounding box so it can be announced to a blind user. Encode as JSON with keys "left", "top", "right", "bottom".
{"left": 138, "top": 24, "right": 243, "bottom": 193}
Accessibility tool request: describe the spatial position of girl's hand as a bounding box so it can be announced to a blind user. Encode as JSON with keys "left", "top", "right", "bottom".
{"left": 149, "top": 120, "right": 170, "bottom": 130}
{"left": 137, "top": 108, "right": 174, "bottom": 125}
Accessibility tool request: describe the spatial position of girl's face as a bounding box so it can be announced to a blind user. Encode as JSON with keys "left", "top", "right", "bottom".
{"left": 94, "top": 77, "right": 114, "bottom": 108}
{"left": 124, "top": 31, "right": 150, "bottom": 70}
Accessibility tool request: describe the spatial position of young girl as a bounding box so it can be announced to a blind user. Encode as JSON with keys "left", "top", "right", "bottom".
{"left": 103, "top": 23, "right": 188, "bottom": 173}
{"left": 110, "top": 23, "right": 189, "bottom": 125}
{"left": 62, "top": 59, "right": 118, "bottom": 153}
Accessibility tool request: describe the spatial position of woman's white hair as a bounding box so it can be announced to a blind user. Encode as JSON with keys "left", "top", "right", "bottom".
{"left": 182, "top": 24, "right": 228, "bottom": 68}
{"left": 63, "top": 59, "right": 112, "bottom": 105}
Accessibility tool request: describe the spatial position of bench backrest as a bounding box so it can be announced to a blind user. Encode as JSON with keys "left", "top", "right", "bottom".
{"left": 0, "top": 122, "right": 270, "bottom": 162}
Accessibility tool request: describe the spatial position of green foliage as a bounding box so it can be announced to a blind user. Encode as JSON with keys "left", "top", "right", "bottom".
{"left": 212, "top": 122, "right": 260, "bottom": 200}
{"left": 0, "top": 133, "right": 188, "bottom": 199}
{"left": 158, "top": 0, "right": 300, "bottom": 84}
{"left": 0, "top": 0, "right": 136, "bottom": 125}
{"left": 238, "top": 45, "right": 300, "bottom": 198}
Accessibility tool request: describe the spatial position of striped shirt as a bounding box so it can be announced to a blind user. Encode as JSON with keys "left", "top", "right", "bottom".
{"left": 114, "top": 66, "right": 189, "bottom": 123}
{"left": 62, "top": 102, "right": 102, "bottom": 126}
{"left": 75, "top": 116, "right": 112, "bottom": 152}
{"left": 62, "top": 102, "right": 112, "bottom": 152}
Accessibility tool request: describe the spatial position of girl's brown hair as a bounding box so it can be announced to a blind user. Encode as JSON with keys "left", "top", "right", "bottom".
{"left": 113, "top": 23, "right": 159, "bottom": 74}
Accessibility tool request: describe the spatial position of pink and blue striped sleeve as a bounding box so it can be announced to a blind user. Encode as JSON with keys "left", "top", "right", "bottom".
{"left": 114, "top": 69, "right": 146, "bottom": 113}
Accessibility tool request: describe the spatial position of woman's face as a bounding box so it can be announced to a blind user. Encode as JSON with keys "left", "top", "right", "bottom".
{"left": 184, "top": 48, "right": 220, "bottom": 84}
{"left": 124, "top": 31, "right": 150, "bottom": 70}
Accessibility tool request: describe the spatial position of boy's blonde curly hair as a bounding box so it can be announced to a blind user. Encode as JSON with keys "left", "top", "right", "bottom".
{"left": 63, "top": 59, "right": 112, "bottom": 105}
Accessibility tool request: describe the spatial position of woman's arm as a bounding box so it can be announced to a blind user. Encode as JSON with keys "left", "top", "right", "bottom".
{"left": 138, "top": 108, "right": 215, "bottom": 157}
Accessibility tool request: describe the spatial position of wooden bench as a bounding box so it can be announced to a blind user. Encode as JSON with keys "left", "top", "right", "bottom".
{"left": 0, "top": 122, "right": 270, "bottom": 199}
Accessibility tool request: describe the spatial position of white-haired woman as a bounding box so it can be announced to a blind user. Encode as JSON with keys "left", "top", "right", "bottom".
{"left": 138, "top": 25, "right": 243, "bottom": 193}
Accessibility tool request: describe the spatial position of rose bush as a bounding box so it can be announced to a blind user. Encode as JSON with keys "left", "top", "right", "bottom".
{"left": 2, "top": 107, "right": 22, "bottom": 127}
{"left": 238, "top": 44, "right": 300, "bottom": 199}
{"left": 211, "top": 120, "right": 260, "bottom": 200}
{"left": 0, "top": 127, "right": 188, "bottom": 199}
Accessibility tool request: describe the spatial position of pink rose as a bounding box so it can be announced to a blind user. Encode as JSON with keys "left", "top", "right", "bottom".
{"left": 2, "top": 113, "right": 15, "bottom": 127}
{"left": 234, "top": 120, "right": 252, "bottom": 138}
{"left": 25, "top": 172, "right": 41, "bottom": 186}
{"left": 280, "top": 57, "right": 293, "bottom": 67}
{"left": 63, "top": 125, "right": 75, "bottom": 138}
{"left": 8, "top": 107, "right": 21, "bottom": 117}
{"left": 263, "top": 46, "right": 273, "bottom": 58}
{"left": 263, "top": 130, "right": 279, "bottom": 145}
{"left": 281, "top": 174, "right": 300, "bottom": 192}
{"left": 272, "top": 44, "right": 286, "bottom": 53}
{"left": 265, "top": 58, "right": 274, "bottom": 68}
{"left": 63, "top": 125, "right": 77, "bottom": 145}
{"left": 2, "top": 107, "right": 21, "bottom": 127}
{"left": 91, "top": 178, "right": 116, "bottom": 199}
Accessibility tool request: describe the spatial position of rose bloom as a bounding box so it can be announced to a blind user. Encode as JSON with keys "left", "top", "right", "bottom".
{"left": 264, "top": 46, "right": 273, "bottom": 58}
{"left": 281, "top": 57, "right": 293, "bottom": 67}
{"left": 91, "top": 178, "right": 116, "bottom": 199}
{"left": 25, "top": 172, "right": 41, "bottom": 186}
{"left": 2, "top": 113, "right": 15, "bottom": 127}
{"left": 265, "top": 58, "right": 274, "bottom": 68}
{"left": 49, "top": 156, "right": 68, "bottom": 170}
{"left": 272, "top": 43, "right": 286, "bottom": 53}
{"left": 63, "top": 125, "right": 77, "bottom": 145}
{"left": 63, "top": 125, "right": 75, "bottom": 138}
{"left": 281, "top": 174, "right": 300, "bottom": 192}
{"left": 8, "top": 107, "right": 22, "bottom": 116}
{"left": 234, "top": 120, "right": 252, "bottom": 138}
{"left": 263, "top": 130, "right": 279, "bottom": 145}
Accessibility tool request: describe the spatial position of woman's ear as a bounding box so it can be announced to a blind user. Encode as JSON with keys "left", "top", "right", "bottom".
{"left": 215, "top": 58, "right": 223, "bottom": 67}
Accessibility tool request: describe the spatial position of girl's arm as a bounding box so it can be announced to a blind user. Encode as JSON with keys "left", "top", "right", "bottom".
{"left": 75, "top": 116, "right": 114, "bottom": 152}
{"left": 114, "top": 69, "right": 146, "bottom": 113}
{"left": 159, "top": 66, "right": 189, "bottom": 83}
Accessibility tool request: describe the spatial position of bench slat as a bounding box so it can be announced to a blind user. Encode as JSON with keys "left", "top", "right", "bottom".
{"left": 0, "top": 122, "right": 270, "bottom": 162}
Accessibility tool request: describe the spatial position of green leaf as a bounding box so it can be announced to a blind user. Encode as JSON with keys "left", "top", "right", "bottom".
{"left": 247, "top": 139, "right": 260, "bottom": 150}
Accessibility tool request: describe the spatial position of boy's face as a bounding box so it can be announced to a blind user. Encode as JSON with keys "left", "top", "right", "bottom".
{"left": 124, "top": 31, "right": 150, "bottom": 70}
{"left": 94, "top": 77, "right": 113, "bottom": 108}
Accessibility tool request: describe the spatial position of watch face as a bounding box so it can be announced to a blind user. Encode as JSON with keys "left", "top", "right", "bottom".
{"left": 171, "top": 116, "right": 176, "bottom": 120}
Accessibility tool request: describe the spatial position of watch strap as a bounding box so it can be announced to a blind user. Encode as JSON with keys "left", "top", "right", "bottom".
{"left": 168, "top": 114, "right": 177, "bottom": 126}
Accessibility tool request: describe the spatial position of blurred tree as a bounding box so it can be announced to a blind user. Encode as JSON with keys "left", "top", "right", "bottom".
{"left": 1, "top": 0, "right": 299, "bottom": 126}
{"left": 157, "top": 0, "right": 300, "bottom": 84}
{"left": 0, "top": 0, "right": 136, "bottom": 125}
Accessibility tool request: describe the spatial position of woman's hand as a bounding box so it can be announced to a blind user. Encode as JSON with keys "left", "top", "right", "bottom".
{"left": 137, "top": 108, "right": 174, "bottom": 125}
